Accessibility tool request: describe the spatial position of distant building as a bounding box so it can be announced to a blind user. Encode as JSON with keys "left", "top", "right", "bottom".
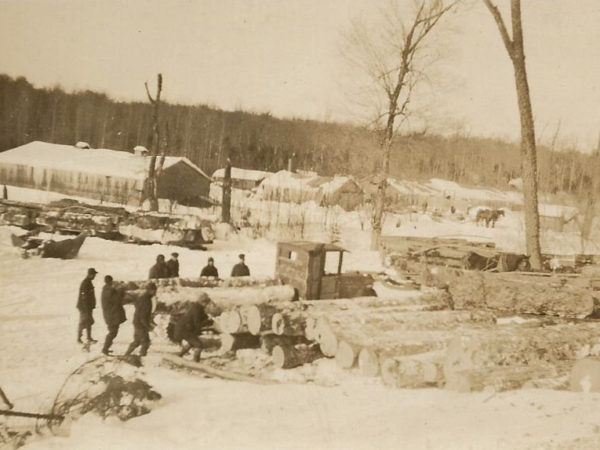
{"left": 0, "top": 141, "right": 212, "bottom": 207}
{"left": 209, "top": 167, "right": 272, "bottom": 203}
{"left": 255, "top": 170, "right": 364, "bottom": 211}
{"left": 538, "top": 204, "right": 579, "bottom": 232}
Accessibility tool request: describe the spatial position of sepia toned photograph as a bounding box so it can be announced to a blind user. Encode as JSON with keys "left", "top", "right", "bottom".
{"left": 1, "top": 0, "right": 600, "bottom": 449}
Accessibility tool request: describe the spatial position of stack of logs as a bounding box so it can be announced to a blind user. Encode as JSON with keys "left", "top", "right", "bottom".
{"left": 118, "top": 273, "right": 600, "bottom": 393}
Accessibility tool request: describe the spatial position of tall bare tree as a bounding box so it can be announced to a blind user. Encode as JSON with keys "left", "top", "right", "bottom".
{"left": 482, "top": 0, "right": 542, "bottom": 269}
{"left": 143, "top": 73, "right": 166, "bottom": 211}
{"left": 342, "top": 0, "right": 457, "bottom": 250}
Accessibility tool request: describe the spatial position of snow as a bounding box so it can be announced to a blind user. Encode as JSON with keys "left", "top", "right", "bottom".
{"left": 212, "top": 167, "right": 272, "bottom": 182}
{"left": 0, "top": 141, "right": 211, "bottom": 182}
{"left": 3, "top": 174, "right": 600, "bottom": 448}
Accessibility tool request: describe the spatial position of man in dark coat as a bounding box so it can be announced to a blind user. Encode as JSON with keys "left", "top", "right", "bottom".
{"left": 101, "top": 275, "right": 126, "bottom": 355}
{"left": 170, "top": 294, "right": 215, "bottom": 362}
{"left": 166, "top": 252, "right": 180, "bottom": 278}
{"left": 77, "top": 268, "right": 98, "bottom": 344}
{"left": 231, "top": 254, "right": 250, "bottom": 277}
{"left": 125, "top": 282, "right": 157, "bottom": 357}
{"left": 200, "top": 257, "right": 219, "bottom": 278}
{"left": 149, "top": 254, "right": 169, "bottom": 279}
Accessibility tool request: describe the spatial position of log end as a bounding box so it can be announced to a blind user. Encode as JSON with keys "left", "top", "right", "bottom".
{"left": 245, "top": 305, "right": 262, "bottom": 336}
{"left": 358, "top": 348, "right": 380, "bottom": 377}
{"left": 335, "top": 340, "right": 358, "bottom": 369}
{"left": 271, "top": 312, "right": 285, "bottom": 336}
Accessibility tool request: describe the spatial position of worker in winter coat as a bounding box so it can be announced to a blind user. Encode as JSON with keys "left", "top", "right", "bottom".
{"left": 125, "top": 282, "right": 157, "bottom": 357}
{"left": 101, "top": 275, "right": 126, "bottom": 355}
{"left": 200, "top": 257, "right": 219, "bottom": 278}
{"left": 149, "top": 254, "right": 169, "bottom": 279}
{"left": 166, "top": 252, "right": 180, "bottom": 278}
{"left": 77, "top": 268, "right": 98, "bottom": 344}
{"left": 231, "top": 254, "right": 250, "bottom": 277}
{"left": 169, "top": 294, "right": 215, "bottom": 361}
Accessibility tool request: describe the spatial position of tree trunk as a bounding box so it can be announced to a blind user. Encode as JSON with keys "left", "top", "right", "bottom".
{"left": 445, "top": 363, "right": 567, "bottom": 393}
{"left": 261, "top": 334, "right": 309, "bottom": 354}
{"left": 371, "top": 135, "right": 392, "bottom": 251}
{"left": 220, "top": 333, "right": 261, "bottom": 352}
{"left": 222, "top": 158, "right": 232, "bottom": 223}
{"left": 271, "top": 310, "right": 307, "bottom": 336}
{"left": 381, "top": 351, "right": 444, "bottom": 388}
{"left": 272, "top": 343, "right": 323, "bottom": 369}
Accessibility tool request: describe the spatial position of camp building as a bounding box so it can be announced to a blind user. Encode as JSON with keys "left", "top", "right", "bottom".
{"left": 0, "top": 141, "right": 212, "bottom": 207}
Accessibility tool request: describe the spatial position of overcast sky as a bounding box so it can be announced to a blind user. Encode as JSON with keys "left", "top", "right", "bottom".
{"left": 1, "top": 0, "right": 599, "bottom": 151}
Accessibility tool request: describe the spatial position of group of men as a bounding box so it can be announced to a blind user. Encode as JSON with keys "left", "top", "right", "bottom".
{"left": 77, "top": 268, "right": 157, "bottom": 356}
{"left": 75, "top": 252, "right": 251, "bottom": 358}
{"left": 148, "top": 252, "right": 251, "bottom": 280}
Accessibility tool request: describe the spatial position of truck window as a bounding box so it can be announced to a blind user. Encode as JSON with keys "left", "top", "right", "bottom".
{"left": 323, "top": 251, "right": 341, "bottom": 275}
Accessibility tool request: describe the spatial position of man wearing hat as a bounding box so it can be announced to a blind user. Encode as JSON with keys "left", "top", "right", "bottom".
{"left": 200, "top": 257, "right": 219, "bottom": 278}
{"left": 148, "top": 254, "right": 169, "bottom": 279}
{"left": 166, "top": 252, "right": 180, "bottom": 278}
{"left": 231, "top": 254, "right": 250, "bottom": 277}
{"left": 77, "top": 268, "right": 98, "bottom": 344}
{"left": 125, "top": 282, "right": 157, "bottom": 357}
{"left": 101, "top": 275, "right": 126, "bottom": 355}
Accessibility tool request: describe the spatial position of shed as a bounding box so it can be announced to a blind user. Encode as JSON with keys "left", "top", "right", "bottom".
{"left": 210, "top": 167, "right": 272, "bottom": 203}
{"left": 538, "top": 204, "right": 579, "bottom": 232}
{"left": 0, "top": 141, "right": 212, "bottom": 207}
{"left": 255, "top": 170, "right": 364, "bottom": 211}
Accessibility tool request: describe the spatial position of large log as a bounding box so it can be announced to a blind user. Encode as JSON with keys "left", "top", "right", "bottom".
{"left": 271, "top": 310, "right": 307, "bottom": 336}
{"left": 119, "top": 276, "right": 281, "bottom": 290}
{"left": 436, "top": 268, "right": 598, "bottom": 318}
{"left": 243, "top": 304, "right": 281, "bottom": 336}
{"left": 272, "top": 344, "right": 323, "bottom": 369}
{"left": 381, "top": 351, "right": 444, "bottom": 388}
{"left": 569, "top": 358, "right": 600, "bottom": 392}
{"left": 260, "top": 334, "right": 310, "bottom": 354}
{"left": 444, "top": 323, "right": 600, "bottom": 378}
{"left": 220, "top": 333, "right": 261, "bottom": 352}
{"left": 445, "top": 364, "right": 568, "bottom": 393}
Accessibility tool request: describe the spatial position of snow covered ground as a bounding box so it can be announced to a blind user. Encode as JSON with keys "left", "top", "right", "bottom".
{"left": 2, "top": 223, "right": 600, "bottom": 449}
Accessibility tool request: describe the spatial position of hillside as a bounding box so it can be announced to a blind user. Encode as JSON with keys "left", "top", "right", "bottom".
{"left": 0, "top": 74, "right": 596, "bottom": 197}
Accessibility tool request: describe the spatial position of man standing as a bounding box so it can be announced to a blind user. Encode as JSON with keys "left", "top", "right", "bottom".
{"left": 166, "top": 252, "right": 180, "bottom": 278}
{"left": 101, "top": 275, "right": 126, "bottom": 355}
{"left": 170, "top": 294, "right": 215, "bottom": 362}
{"left": 231, "top": 253, "right": 250, "bottom": 277}
{"left": 200, "top": 257, "right": 219, "bottom": 278}
{"left": 77, "top": 268, "right": 98, "bottom": 344}
{"left": 125, "top": 282, "right": 157, "bottom": 357}
{"left": 149, "top": 254, "right": 169, "bottom": 279}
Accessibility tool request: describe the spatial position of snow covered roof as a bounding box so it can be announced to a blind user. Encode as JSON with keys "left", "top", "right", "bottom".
{"left": 0, "top": 141, "right": 211, "bottom": 182}
{"left": 212, "top": 167, "right": 271, "bottom": 182}
{"left": 538, "top": 204, "right": 578, "bottom": 220}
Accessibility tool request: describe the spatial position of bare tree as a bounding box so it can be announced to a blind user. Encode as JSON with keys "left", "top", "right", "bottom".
{"left": 482, "top": 0, "right": 542, "bottom": 269}
{"left": 142, "top": 73, "right": 165, "bottom": 211}
{"left": 342, "top": 0, "right": 457, "bottom": 250}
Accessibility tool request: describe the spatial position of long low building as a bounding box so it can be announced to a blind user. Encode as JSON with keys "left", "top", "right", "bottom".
{"left": 0, "top": 141, "right": 212, "bottom": 207}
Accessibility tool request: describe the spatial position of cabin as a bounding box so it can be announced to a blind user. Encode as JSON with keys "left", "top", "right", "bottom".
{"left": 256, "top": 170, "right": 364, "bottom": 211}
{"left": 0, "top": 141, "right": 212, "bottom": 207}
{"left": 209, "top": 167, "right": 272, "bottom": 203}
{"left": 538, "top": 204, "right": 579, "bottom": 232}
{"left": 275, "top": 241, "right": 374, "bottom": 300}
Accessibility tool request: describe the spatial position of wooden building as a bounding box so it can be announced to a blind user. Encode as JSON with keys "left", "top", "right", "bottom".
{"left": 0, "top": 141, "right": 212, "bottom": 207}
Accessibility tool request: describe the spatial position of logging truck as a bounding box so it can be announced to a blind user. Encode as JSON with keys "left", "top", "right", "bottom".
{"left": 275, "top": 241, "right": 376, "bottom": 300}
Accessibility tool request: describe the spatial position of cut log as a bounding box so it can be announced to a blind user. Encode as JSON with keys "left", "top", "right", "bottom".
{"left": 335, "top": 339, "right": 362, "bottom": 369}
{"left": 220, "top": 310, "right": 245, "bottom": 334}
{"left": 569, "top": 358, "right": 600, "bottom": 392}
{"left": 315, "top": 317, "right": 338, "bottom": 357}
{"left": 243, "top": 304, "right": 280, "bottom": 336}
{"left": 271, "top": 310, "right": 307, "bottom": 336}
{"left": 444, "top": 323, "right": 600, "bottom": 379}
{"left": 304, "top": 316, "right": 318, "bottom": 341}
{"left": 180, "top": 276, "right": 281, "bottom": 288}
{"left": 482, "top": 273, "right": 597, "bottom": 318}
{"left": 260, "top": 334, "right": 309, "bottom": 354}
{"left": 381, "top": 351, "right": 444, "bottom": 388}
{"left": 522, "top": 375, "right": 569, "bottom": 390}
{"left": 220, "top": 333, "right": 261, "bottom": 352}
{"left": 445, "top": 364, "right": 567, "bottom": 393}
{"left": 272, "top": 344, "right": 323, "bottom": 369}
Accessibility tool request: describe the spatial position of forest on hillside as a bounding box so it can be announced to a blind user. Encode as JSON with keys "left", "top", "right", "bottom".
{"left": 0, "top": 74, "right": 597, "bottom": 197}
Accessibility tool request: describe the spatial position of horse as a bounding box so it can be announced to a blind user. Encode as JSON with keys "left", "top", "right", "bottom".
{"left": 475, "top": 208, "right": 505, "bottom": 228}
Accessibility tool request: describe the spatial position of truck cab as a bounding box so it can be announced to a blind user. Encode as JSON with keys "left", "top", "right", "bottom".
{"left": 275, "top": 241, "right": 375, "bottom": 300}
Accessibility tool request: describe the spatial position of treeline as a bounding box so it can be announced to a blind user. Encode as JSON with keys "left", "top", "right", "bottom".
{"left": 0, "top": 74, "right": 596, "bottom": 196}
